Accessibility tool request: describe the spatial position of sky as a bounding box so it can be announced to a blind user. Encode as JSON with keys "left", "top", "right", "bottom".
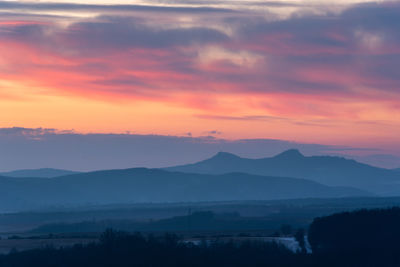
{"left": 0, "top": 0, "right": 399, "bottom": 169}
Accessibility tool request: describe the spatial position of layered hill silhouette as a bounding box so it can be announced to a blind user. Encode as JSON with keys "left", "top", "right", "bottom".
{"left": 165, "top": 150, "right": 400, "bottom": 195}
{"left": 0, "top": 168, "right": 367, "bottom": 213}
{"left": 0, "top": 168, "right": 80, "bottom": 178}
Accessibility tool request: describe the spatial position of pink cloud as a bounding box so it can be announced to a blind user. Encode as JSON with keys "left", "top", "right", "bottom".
{"left": 0, "top": 2, "right": 399, "bottom": 133}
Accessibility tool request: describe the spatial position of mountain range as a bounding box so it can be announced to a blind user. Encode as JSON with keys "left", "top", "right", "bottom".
{"left": 2, "top": 149, "right": 400, "bottom": 213}
{"left": 165, "top": 150, "right": 400, "bottom": 195}
{"left": 0, "top": 168, "right": 367, "bottom": 213}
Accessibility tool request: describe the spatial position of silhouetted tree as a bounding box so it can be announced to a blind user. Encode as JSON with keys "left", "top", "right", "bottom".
{"left": 294, "top": 228, "right": 306, "bottom": 254}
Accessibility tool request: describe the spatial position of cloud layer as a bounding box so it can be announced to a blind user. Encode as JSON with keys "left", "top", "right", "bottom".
{"left": 0, "top": 1, "right": 399, "bottom": 150}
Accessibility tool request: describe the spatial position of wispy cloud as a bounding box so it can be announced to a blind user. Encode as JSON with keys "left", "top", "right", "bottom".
{"left": 0, "top": 127, "right": 74, "bottom": 136}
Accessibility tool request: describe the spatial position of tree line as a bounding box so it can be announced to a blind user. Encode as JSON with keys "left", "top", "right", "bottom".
{"left": 2, "top": 207, "right": 400, "bottom": 266}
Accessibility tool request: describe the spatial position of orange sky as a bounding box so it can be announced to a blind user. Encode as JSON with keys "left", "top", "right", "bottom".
{"left": 0, "top": 0, "right": 399, "bottom": 152}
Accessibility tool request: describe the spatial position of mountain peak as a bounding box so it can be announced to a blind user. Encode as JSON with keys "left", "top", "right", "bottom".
{"left": 274, "top": 149, "right": 304, "bottom": 159}
{"left": 212, "top": 151, "right": 240, "bottom": 160}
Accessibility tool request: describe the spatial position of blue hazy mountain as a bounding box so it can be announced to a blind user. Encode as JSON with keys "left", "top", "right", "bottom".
{"left": 0, "top": 168, "right": 368, "bottom": 213}
{"left": 165, "top": 150, "right": 400, "bottom": 195}
{"left": 0, "top": 168, "right": 80, "bottom": 178}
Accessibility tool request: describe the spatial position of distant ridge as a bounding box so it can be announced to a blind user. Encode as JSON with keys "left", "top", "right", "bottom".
{"left": 0, "top": 168, "right": 368, "bottom": 213}
{"left": 165, "top": 149, "right": 400, "bottom": 195}
{"left": 0, "top": 168, "right": 80, "bottom": 178}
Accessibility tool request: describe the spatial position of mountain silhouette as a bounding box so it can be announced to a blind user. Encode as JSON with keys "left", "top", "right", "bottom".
{"left": 165, "top": 150, "right": 400, "bottom": 195}
{"left": 0, "top": 168, "right": 368, "bottom": 213}
{"left": 273, "top": 149, "right": 304, "bottom": 159}
{"left": 0, "top": 168, "right": 80, "bottom": 178}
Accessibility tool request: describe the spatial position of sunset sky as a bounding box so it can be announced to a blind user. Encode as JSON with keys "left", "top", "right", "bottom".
{"left": 0, "top": 0, "right": 399, "bottom": 162}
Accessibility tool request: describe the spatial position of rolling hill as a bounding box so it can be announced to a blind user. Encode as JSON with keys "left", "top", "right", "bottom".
{"left": 0, "top": 168, "right": 368, "bottom": 213}
{"left": 165, "top": 150, "right": 400, "bottom": 195}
